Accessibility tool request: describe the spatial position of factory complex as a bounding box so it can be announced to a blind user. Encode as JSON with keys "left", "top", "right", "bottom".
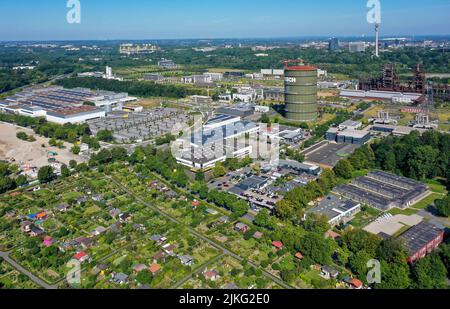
{"left": 0, "top": 86, "right": 137, "bottom": 124}
{"left": 175, "top": 114, "right": 260, "bottom": 170}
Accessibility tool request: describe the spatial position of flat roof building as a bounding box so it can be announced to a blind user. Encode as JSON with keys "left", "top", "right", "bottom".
{"left": 326, "top": 128, "right": 371, "bottom": 145}
{"left": 310, "top": 194, "right": 361, "bottom": 226}
{"left": 399, "top": 222, "right": 444, "bottom": 264}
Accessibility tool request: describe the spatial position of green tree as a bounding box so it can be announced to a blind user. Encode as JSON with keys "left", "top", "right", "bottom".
{"left": 16, "top": 132, "right": 29, "bottom": 141}
{"left": 61, "top": 164, "right": 70, "bottom": 178}
{"left": 348, "top": 250, "right": 371, "bottom": 281}
{"left": 333, "top": 159, "right": 353, "bottom": 179}
{"left": 69, "top": 160, "right": 77, "bottom": 169}
{"left": 435, "top": 195, "right": 450, "bottom": 217}
{"left": 300, "top": 233, "right": 333, "bottom": 265}
{"left": 412, "top": 253, "right": 448, "bottom": 289}
{"left": 96, "top": 129, "right": 114, "bottom": 142}
{"left": 15, "top": 174, "right": 28, "bottom": 187}
{"left": 38, "top": 166, "right": 56, "bottom": 184}
{"left": 71, "top": 145, "right": 81, "bottom": 155}
{"left": 212, "top": 163, "right": 227, "bottom": 178}
{"left": 136, "top": 270, "right": 154, "bottom": 285}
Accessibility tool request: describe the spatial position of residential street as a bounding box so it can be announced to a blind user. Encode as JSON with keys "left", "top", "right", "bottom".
{"left": 0, "top": 250, "right": 57, "bottom": 289}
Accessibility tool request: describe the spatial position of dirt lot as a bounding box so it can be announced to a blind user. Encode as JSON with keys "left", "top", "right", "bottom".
{"left": 0, "top": 122, "right": 85, "bottom": 168}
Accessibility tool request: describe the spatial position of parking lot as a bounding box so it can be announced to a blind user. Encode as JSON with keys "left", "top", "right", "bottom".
{"left": 305, "top": 142, "right": 359, "bottom": 168}
{"left": 364, "top": 214, "right": 423, "bottom": 236}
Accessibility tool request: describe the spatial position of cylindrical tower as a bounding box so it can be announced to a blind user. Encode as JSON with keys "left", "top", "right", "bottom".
{"left": 284, "top": 60, "right": 318, "bottom": 122}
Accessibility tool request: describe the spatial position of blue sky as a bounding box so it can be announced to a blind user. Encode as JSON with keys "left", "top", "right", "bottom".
{"left": 0, "top": 0, "right": 449, "bottom": 41}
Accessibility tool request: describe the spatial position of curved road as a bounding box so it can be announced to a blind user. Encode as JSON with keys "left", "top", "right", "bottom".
{"left": 0, "top": 250, "right": 57, "bottom": 289}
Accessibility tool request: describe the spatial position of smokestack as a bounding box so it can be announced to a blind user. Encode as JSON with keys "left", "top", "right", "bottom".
{"left": 375, "top": 23, "right": 380, "bottom": 57}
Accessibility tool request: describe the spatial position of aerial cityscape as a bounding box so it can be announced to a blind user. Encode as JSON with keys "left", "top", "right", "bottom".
{"left": 0, "top": 0, "right": 449, "bottom": 298}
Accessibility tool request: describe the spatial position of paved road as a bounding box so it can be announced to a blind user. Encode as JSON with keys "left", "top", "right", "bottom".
{"left": 109, "top": 176, "right": 294, "bottom": 289}
{"left": 171, "top": 253, "right": 226, "bottom": 289}
{"left": 0, "top": 251, "right": 56, "bottom": 289}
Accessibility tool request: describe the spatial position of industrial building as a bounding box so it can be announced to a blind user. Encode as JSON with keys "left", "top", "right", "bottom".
{"left": 334, "top": 171, "right": 429, "bottom": 211}
{"left": 398, "top": 221, "right": 444, "bottom": 264}
{"left": 216, "top": 105, "right": 255, "bottom": 118}
{"left": 326, "top": 128, "right": 371, "bottom": 145}
{"left": 263, "top": 88, "right": 284, "bottom": 101}
{"left": 340, "top": 89, "right": 423, "bottom": 103}
{"left": 0, "top": 87, "right": 136, "bottom": 124}
{"left": 348, "top": 42, "right": 366, "bottom": 53}
{"left": 278, "top": 160, "right": 321, "bottom": 176}
{"left": 175, "top": 114, "right": 260, "bottom": 170}
{"left": 158, "top": 59, "right": 177, "bottom": 68}
{"left": 310, "top": 194, "right": 361, "bottom": 226}
{"left": 284, "top": 60, "right": 318, "bottom": 122}
{"left": 119, "top": 43, "right": 159, "bottom": 55}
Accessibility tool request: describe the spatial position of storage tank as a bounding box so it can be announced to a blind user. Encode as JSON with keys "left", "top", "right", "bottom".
{"left": 284, "top": 60, "right": 318, "bottom": 122}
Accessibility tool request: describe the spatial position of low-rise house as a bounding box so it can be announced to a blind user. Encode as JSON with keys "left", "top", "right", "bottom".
{"left": 150, "top": 234, "right": 166, "bottom": 245}
{"left": 30, "top": 226, "right": 44, "bottom": 237}
{"left": 111, "top": 273, "right": 129, "bottom": 285}
{"left": 76, "top": 197, "right": 87, "bottom": 205}
{"left": 91, "top": 226, "right": 107, "bottom": 236}
{"left": 20, "top": 221, "right": 32, "bottom": 233}
{"left": 43, "top": 236, "right": 54, "bottom": 247}
{"left": 162, "top": 243, "right": 175, "bottom": 256}
{"left": 342, "top": 276, "right": 364, "bottom": 289}
{"left": 55, "top": 204, "right": 69, "bottom": 212}
{"left": 191, "top": 200, "right": 201, "bottom": 208}
{"left": 74, "top": 236, "right": 94, "bottom": 249}
{"left": 325, "top": 230, "right": 341, "bottom": 240}
{"left": 206, "top": 208, "right": 218, "bottom": 215}
{"left": 321, "top": 266, "right": 339, "bottom": 280}
{"left": 179, "top": 255, "right": 194, "bottom": 266}
{"left": 109, "top": 208, "right": 121, "bottom": 218}
{"left": 133, "top": 223, "right": 146, "bottom": 232}
{"left": 203, "top": 269, "right": 220, "bottom": 281}
{"left": 152, "top": 251, "right": 166, "bottom": 263}
{"left": 36, "top": 211, "right": 47, "bottom": 221}
{"left": 295, "top": 252, "right": 304, "bottom": 260}
{"left": 132, "top": 264, "right": 147, "bottom": 273}
{"left": 253, "top": 231, "right": 264, "bottom": 239}
{"left": 234, "top": 222, "right": 249, "bottom": 233}
{"left": 149, "top": 264, "right": 161, "bottom": 276}
{"left": 119, "top": 213, "right": 131, "bottom": 223}
{"left": 218, "top": 216, "right": 230, "bottom": 224}
{"left": 223, "top": 283, "right": 240, "bottom": 289}
{"left": 92, "top": 194, "right": 103, "bottom": 202}
{"left": 272, "top": 241, "right": 284, "bottom": 250}
{"left": 74, "top": 251, "right": 89, "bottom": 263}
{"left": 349, "top": 278, "right": 363, "bottom": 289}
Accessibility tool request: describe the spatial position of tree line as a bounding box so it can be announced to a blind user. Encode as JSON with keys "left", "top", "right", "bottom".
{"left": 55, "top": 77, "right": 202, "bottom": 99}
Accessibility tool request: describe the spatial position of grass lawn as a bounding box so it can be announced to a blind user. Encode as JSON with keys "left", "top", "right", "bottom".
{"left": 411, "top": 193, "right": 444, "bottom": 210}
{"left": 388, "top": 207, "right": 419, "bottom": 216}
{"left": 423, "top": 179, "right": 448, "bottom": 195}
